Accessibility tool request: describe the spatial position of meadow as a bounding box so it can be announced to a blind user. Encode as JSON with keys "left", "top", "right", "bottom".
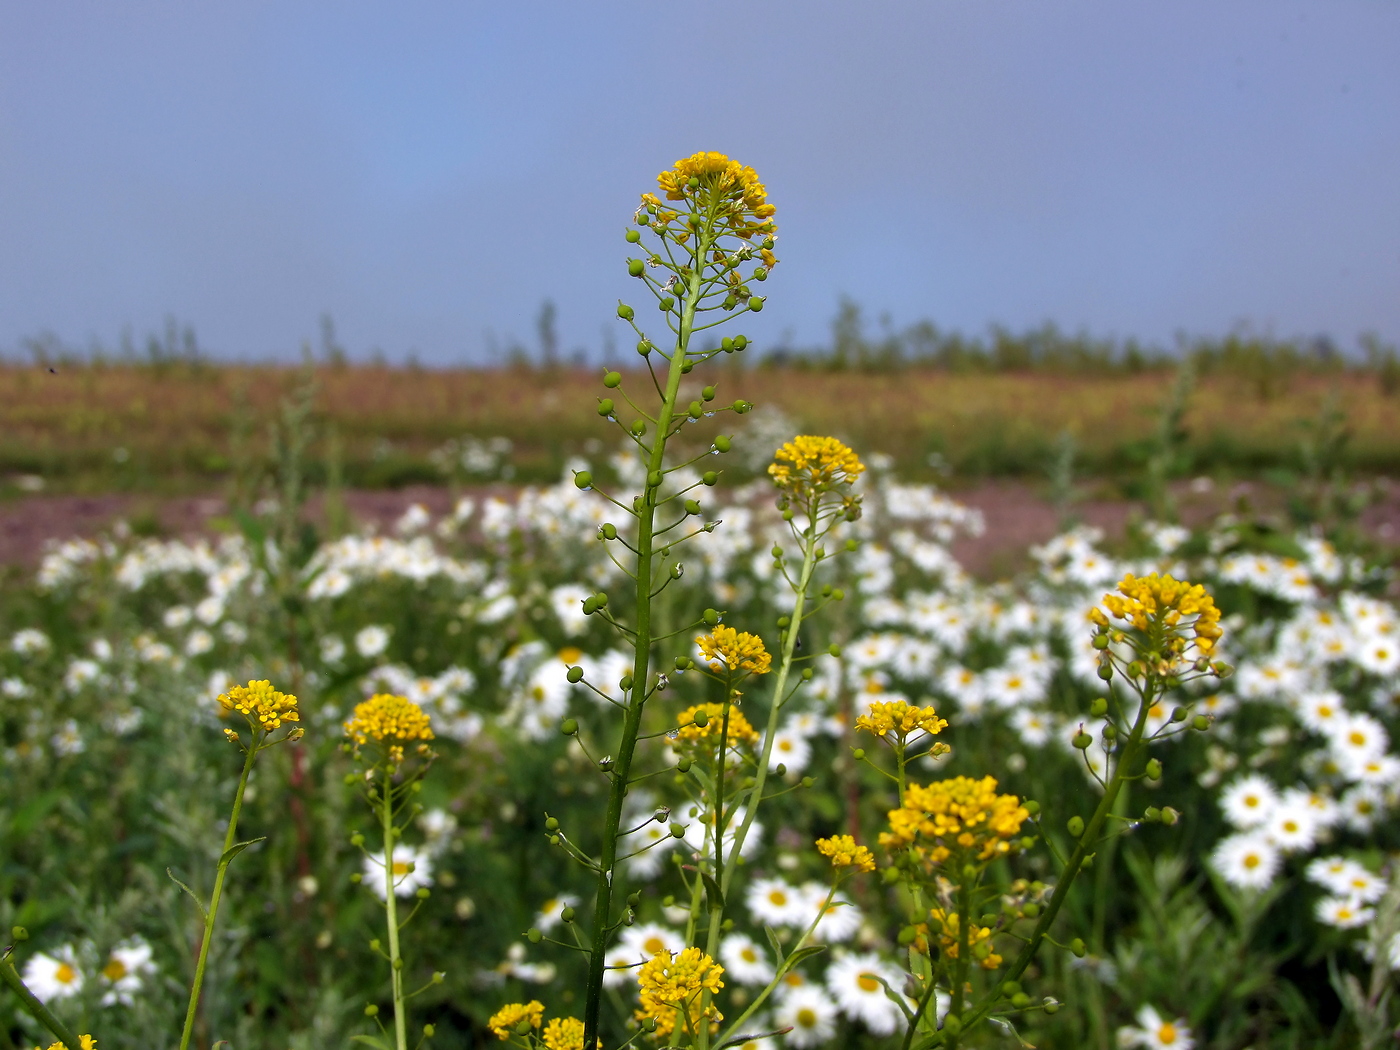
{"left": 2, "top": 156, "right": 1400, "bottom": 1050}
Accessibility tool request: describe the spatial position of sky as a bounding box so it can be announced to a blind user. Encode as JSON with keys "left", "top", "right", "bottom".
{"left": 1, "top": 1, "right": 1397, "bottom": 364}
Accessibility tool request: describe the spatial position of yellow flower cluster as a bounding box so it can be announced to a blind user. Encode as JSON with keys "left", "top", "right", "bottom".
{"left": 541, "top": 1017, "right": 587, "bottom": 1050}
{"left": 768, "top": 436, "right": 865, "bottom": 498}
{"left": 696, "top": 625, "right": 772, "bottom": 675}
{"left": 855, "top": 700, "right": 948, "bottom": 742}
{"left": 880, "top": 776, "right": 1029, "bottom": 864}
{"left": 1093, "top": 572, "right": 1223, "bottom": 656}
{"left": 815, "top": 834, "right": 876, "bottom": 873}
{"left": 343, "top": 694, "right": 435, "bottom": 747}
{"left": 635, "top": 948, "right": 725, "bottom": 1040}
{"left": 488, "top": 1001, "right": 544, "bottom": 1040}
{"left": 218, "top": 680, "right": 299, "bottom": 732}
{"left": 927, "top": 908, "right": 1002, "bottom": 970}
{"left": 676, "top": 704, "right": 760, "bottom": 748}
{"left": 35, "top": 1039, "right": 96, "bottom": 1050}
{"left": 647, "top": 151, "right": 777, "bottom": 241}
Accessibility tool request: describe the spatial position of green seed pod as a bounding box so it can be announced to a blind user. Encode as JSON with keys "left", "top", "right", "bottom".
{"left": 350, "top": 873, "right": 363, "bottom": 883}
{"left": 1072, "top": 731, "right": 1092, "bottom": 750}
{"left": 733, "top": 399, "right": 752, "bottom": 414}
{"left": 703, "top": 608, "right": 720, "bottom": 625}
{"left": 680, "top": 358, "right": 693, "bottom": 373}
{"left": 350, "top": 832, "right": 365, "bottom": 847}
{"left": 1192, "top": 715, "right": 1211, "bottom": 731}
{"left": 1097, "top": 661, "right": 1113, "bottom": 681}
{"left": 545, "top": 816, "right": 560, "bottom": 831}
{"left": 748, "top": 296, "right": 764, "bottom": 311}
{"left": 514, "top": 1020, "right": 531, "bottom": 1036}
{"left": 1092, "top": 633, "right": 1109, "bottom": 650}
{"left": 1002, "top": 980, "right": 1022, "bottom": 997}
{"left": 801, "top": 668, "right": 813, "bottom": 680}
{"left": 343, "top": 772, "right": 358, "bottom": 786}
{"left": 771, "top": 545, "right": 783, "bottom": 559}
{"left": 620, "top": 674, "right": 633, "bottom": 691}
{"left": 365, "top": 1005, "right": 379, "bottom": 1018}
{"left": 1023, "top": 799, "right": 1040, "bottom": 817}
{"left": 560, "top": 718, "right": 578, "bottom": 736}
{"left": 1127, "top": 660, "right": 1145, "bottom": 678}
{"left": 684, "top": 498, "right": 701, "bottom": 515}
{"left": 762, "top": 237, "right": 775, "bottom": 250}
{"left": 658, "top": 297, "right": 675, "bottom": 312}
{"left": 1170, "top": 706, "right": 1188, "bottom": 722}
{"left": 800, "top": 776, "right": 815, "bottom": 788}
{"left": 676, "top": 757, "right": 692, "bottom": 773}
{"left": 734, "top": 335, "right": 748, "bottom": 349}
{"left": 561, "top": 905, "right": 575, "bottom": 922}
{"left": 943, "top": 1014, "right": 962, "bottom": 1036}
{"left": 1044, "top": 1001, "right": 1061, "bottom": 1015}
{"left": 1082, "top": 853, "right": 1095, "bottom": 869}
{"left": 627, "top": 259, "right": 645, "bottom": 277}
{"left": 1145, "top": 758, "right": 1163, "bottom": 780}
{"left": 526, "top": 928, "right": 542, "bottom": 943}
{"left": 883, "top": 866, "right": 902, "bottom": 885}
{"left": 617, "top": 303, "right": 634, "bottom": 320}
{"left": 1069, "top": 937, "right": 1087, "bottom": 958}
{"left": 1020, "top": 836, "right": 1036, "bottom": 850}
{"left": 689, "top": 401, "right": 703, "bottom": 419}
{"left": 669, "top": 562, "right": 683, "bottom": 580}
{"left": 598, "top": 398, "right": 614, "bottom": 417}
{"left": 647, "top": 470, "right": 663, "bottom": 487}
{"left": 691, "top": 709, "right": 710, "bottom": 728}
{"left": 701, "top": 385, "right": 716, "bottom": 401}
{"left": 1160, "top": 807, "right": 1180, "bottom": 826}
{"left": 714, "top": 435, "right": 732, "bottom": 453}
{"left": 424, "top": 1023, "right": 437, "bottom": 1036}
{"left": 603, "top": 370, "right": 621, "bottom": 388}
{"left": 1067, "top": 815, "right": 1085, "bottom": 837}
{"left": 1145, "top": 806, "right": 1162, "bottom": 822}
{"left": 1102, "top": 724, "right": 1117, "bottom": 740}
{"left": 1011, "top": 993, "right": 1032, "bottom": 1009}
{"left": 11, "top": 925, "right": 28, "bottom": 941}
{"left": 631, "top": 419, "right": 646, "bottom": 436}
{"left": 702, "top": 471, "right": 719, "bottom": 486}
{"left": 1089, "top": 697, "right": 1108, "bottom": 717}
{"left": 574, "top": 470, "right": 592, "bottom": 490}
{"left": 1021, "top": 902, "right": 1040, "bottom": 918}
{"left": 416, "top": 888, "right": 430, "bottom": 899}
{"left": 601, "top": 523, "right": 617, "bottom": 539}
{"left": 828, "top": 643, "right": 842, "bottom": 657}
{"left": 852, "top": 747, "right": 866, "bottom": 760}
{"left": 636, "top": 339, "right": 651, "bottom": 356}
{"left": 897, "top": 925, "right": 919, "bottom": 945}
{"left": 593, "top": 592, "right": 608, "bottom": 609}
{"left": 582, "top": 596, "right": 598, "bottom": 614}
{"left": 670, "top": 821, "right": 686, "bottom": 837}
{"left": 566, "top": 666, "right": 584, "bottom": 683}
{"left": 625, "top": 229, "right": 641, "bottom": 243}
{"left": 753, "top": 267, "right": 768, "bottom": 281}
{"left": 721, "top": 336, "right": 735, "bottom": 351}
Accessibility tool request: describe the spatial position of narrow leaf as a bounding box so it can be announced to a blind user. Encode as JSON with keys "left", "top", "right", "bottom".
{"left": 763, "top": 924, "right": 784, "bottom": 964}
{"left": 219, "top": 837, "right": 267, "bottom": 868}
{"left": 701, "top": 872, "right": 725, "bottom": 912}
{"left": 166, "top": 868, "right": 207, "bottom": 919}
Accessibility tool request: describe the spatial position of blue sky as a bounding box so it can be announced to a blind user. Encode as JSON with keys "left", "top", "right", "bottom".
{"left": 1, "top": 1, "right": 1396, "bottom": 363}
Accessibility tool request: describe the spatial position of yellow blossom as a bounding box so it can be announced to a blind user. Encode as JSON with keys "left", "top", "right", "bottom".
{"left": 635, "top": 948, "right": 724, "bottom": 1040}
{"left": 541, "top": 1017, "right": 588, "bottom": 1050}
{"left": 218, "top": 680, "right": 299, "bottom": 733}
{"left": 880, "top": 776, "right": 1028, "bottom": 864}
{"left": 1098, "top": 572, "right": 1223, "bottom": 658}
{"left": 855, "top": 700, "right": 948, "bottom": 742}
{"left": 696, "top": 625, "right": 771, "bottom": 675}
{"left": 815, "top": 834, "right": 876, "bottom": 873}
{"left": 676, "top": 704, "right": 760, "bottom": 748}
{"left": 927, "top": 908, "right": 1002, "bottom": 969}
{"left": 488, "top": 1001, "right": 544, "bottom": 1040}
{"left": 768, "top": 435, "right": 864, "bottom": 496}
{"left": 343, "top": 694, "right": 435, "bottom": 748}
{"left": 651, "top": 152, "right": 776, "bottom": 241}
{"left": 36, "top": 1040, "right": 96, "bottom": 1050}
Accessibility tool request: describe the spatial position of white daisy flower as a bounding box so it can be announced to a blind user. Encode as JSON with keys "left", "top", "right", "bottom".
{"left": 354, "top": 625, "right": 391, "bottom": 659}
{"left": 616, "top": 923, "right": 685, "bottom": 969}
{"left": 1117, "top": 1003, "right": 1194, "bottom": 1049}
{"left": 772, "top": 984, "right": 839, "bottom": 1047}
{"left": 532, "top": 894, "right": 580, "bottom": 933}
{"left": 745, "top": 877, "right": 806, "bottom": 927}
{"left": 363, "top": 846, "right": 433, "bottom": 899}
{"left": 1315, "top": 896, "right": 1374, "bottom": 930}
{"left": 824, "top": 951, "right": 908, "bottom": 1035}
{"left": 719, "top": 933, "right": 775, "bottom": 986}
{"left": 100, "top": 937, "right": 155, "bottom": 1006}
{"left": 1212, "top": 833, "right": 1281, "bottom": 890}
{"left": 767, "top": 727, "right": 812, "bottom": 773}
{"left": 22, "top": 948, "right": 83, "bottom": 1000}
{"left": 1339, "top": 783, "right": 1386, "bottom": 832}
{"left": 1305, "top": 855, "right": 1367, "bottom": 895}
{"left": 1218, "top": 775, "right": 1280, "bottom": 829}
{"left": 1263, "top": 802, "right": 1317, "bottom": 853}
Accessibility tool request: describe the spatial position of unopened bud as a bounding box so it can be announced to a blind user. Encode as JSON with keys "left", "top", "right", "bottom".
{"left": 616, "top": 303, "right": 634, "bottom": 320}
{"left": 365, "top": 1004, "right": 379, "bottom": 1017}
{"left": 603, "top": 370, "right": 621, "bottom": 388}
{"left": 1192, "top": 715, "right": 1210, "bottom": 731}
{"left": 560, "top": 718, "right": 578, "bottom": 736}
{"left": 1072, "top": 731, "right": 1092, "bottom": 750}
{"left": 10, "top": 925, "right": 28, "bottom": 941}
{"left": 1160, "top": 807, "right": 1180, "bottom": 826}
{"left": 1067, "top": 815, "right": 1085, "bottom": 837}
{"left": 574, "top": 470, "right": 593, "bottom": 490}
{"left": 566, "top": 666, "right": 584, "bottom": 683}
{"left": 1089, "top": 697, "right": 1108, "bottom": 717}
{"left": 1069, "top": 937, "right": 1086, "bottom": 957}
{"left": 1145, "top": 758, "right": 1163, "bottom": 780}
{"left": 526, "top": 928, "right": 542, "bottom": 943}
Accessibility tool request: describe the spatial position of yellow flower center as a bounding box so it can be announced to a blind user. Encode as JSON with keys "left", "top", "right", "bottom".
{"left": 857, "top": 975, "right": 880, "bottom": 993}
{"left": 796, "top": 1009, "right": 817, "bottom": 1028}
{"left": 1158, "top": 1022, "right": 1178, "bottom": 1044}
{"left": 102, "top": 959, "right": 127, "bottom": 982}
{"left": 1243, "top": 854, "right": 1261, "bottom": 869}
{"left": 768, "top": 891, "right": 787, "bottom": 906}
{"left": 741, "top": 948, "right": 756, "bottom": 962}
{"left": 392, "top": 861, "right": 412, "bottom": 875}
{"left": 56, "top": 963, "right": 77, "bottom": 984}
{"left": 1244, "top": 795, "right": 1260, "bottom": 808}
{"left": 644, "top": 937, "right": 666, "bottom": 955}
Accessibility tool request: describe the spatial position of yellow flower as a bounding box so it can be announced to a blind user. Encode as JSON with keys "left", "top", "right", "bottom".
{"left": 488, "top": 1001, "right": 544, "bottom": 1040}
{"left": 696, "top": 625, "right": 771, "bottom": 675}
{"left": 1098, "top": 572, "right": 1223, "bottom": 658}
{"left": 541, "top": 1017, "right": 587, "bottom": 1050}
{"left": 36, "top": 1040, "right": 96, "bottom": 1050}
{"left": 343, "top": 694, "right": 435, "bottom": 748}
{"left": 855, "top": 700, "right": 948, "bottom": 742}
{"left": 676, "top": 704, "right": 760, "bottom": 748}
{"left": 927, "top": 908, "right": 1002, "bottom": 969}
{"left": 815, "top": 834, "right": 876, "bottom": 873}
{"left": 635, "top": 948, "right": 724, "bottom": 1039}
{"left": 768, "top": 436, "right": 864, "bottom": 503}
{"left": 651, "top": 152, "right": 776, "bottom": 241}
{"left": 218, "top": 680, "right": 299, "bottom": 733}
{"left": 880, "top": 776, "right": 1028, "bottom": 864}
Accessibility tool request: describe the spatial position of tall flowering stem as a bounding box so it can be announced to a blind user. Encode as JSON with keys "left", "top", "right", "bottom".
{"left": 178, "top": 681, "right": 302, "bottom": 1050}
{"left": 573, "top": 152, "right": 776, "bottom": 1050}
{"left": 344, "top": 693, "right": 440, "bottom": 1050}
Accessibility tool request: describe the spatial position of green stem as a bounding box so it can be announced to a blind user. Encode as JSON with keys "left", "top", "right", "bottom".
{"left": 382, "top": 767, "right": 408, "bottom": 1050}
{"left": 178, "top": 738, "right": 259, "bottom": 1050}
{"left": 959, "top": 682, "right": 1157, "bottom": 1036}
{"left": 0, "top": 960, "right": 82, "bottom": 1050}
{"left": 723, "top": 510, "right": 818, "bottom": 898}
{"left": 581, "top": 228, "right": 709, "bottom": 1050}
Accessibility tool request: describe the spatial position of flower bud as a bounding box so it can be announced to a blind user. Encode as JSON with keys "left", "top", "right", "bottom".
{"left": 748, "top": 296, "right": 765, "bottom": 312}
{"left": 1089, "top": 697, "right": 1108, "bottom": 717}
{"left": 574, "top": 470, "right": 593, "bottom": 490}
{"left": 560, "top": 718, "right": 578, "bottom": 736}
{"left": 617, "top": 303, "right": 634, "bottom": 320}
{"left": 1067, "top": 815, "right": 1085, "bottom": 837}
{"left": 1191, "top": 715, "right": 1210, "bottom": 731}
{"left": 566, "top": 666, "right": 584, "bottom": 683}
{"left": 1160, "top": 807, "right": 1180, "bottom": 826}
{"left": 1097, "top": 661, "right": 1113, "bottom": 681}
{"left": 11, "top": 925, "right": 28, "bottom": 941}
{"left": 701, "top": 385, "right": 716, "bottom": 401}
{"left": 598, "top": 398, "right": 614, "bottom": 417}
{"left": 601, "top": 522, "right": 617, "bottom": 540}
{"left": 365, "top": 1004, "right": 379, "bottom": 1017}
{"left": 1069, "top": 937, "right": 1086, "bottom": 958}
{"left": 526, "top": 928, "right": 542, "bottom": 943}
{"left": 703, "top": 608, "right": 721, "bottom": 625}
{"left": 627, "top": 259, "right": 645, "bottom": 277}
{"left": 1145, "top": 758, "right": 1163, "bottom": 780}
{"left": 658, "top": 297, "right": 675, "bottom": 313}
{"left": 637, "top": 339, "right": 652, "bottom": 356}
{"left": 714, "top": 435, "right": 732, "bottom": 453}
{"left": 702, "top": 471, "right": 719, "bottom": 486}
{"left": 1023, "top": 799, "right": 1040, "bottom": 817}
{"left": 603, "top": 371, "right": 621, "bottom": 388}
{"left": 1072, "top": 731, "right": 1092, "bottom": 750}
{"left": 732, "top": 399, "right": 752, "bottom": 414}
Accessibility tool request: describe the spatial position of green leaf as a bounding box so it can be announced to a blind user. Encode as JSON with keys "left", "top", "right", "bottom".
{"left": 219, "top": 837, "right": 267, "bottom": 868}
{"left": 763, "top": 924, "right": 784, "bottom": 963}
{"left": 350, "top": 1035, "right": 393, "bottom": 1050}
{"left": 701, "top": 872, "right": 725, "bottom": 912}
{"left": 785, "top": 944, "right": 828, "bottom": 970}
{"left": 166, "top": 868, "right": 207, "bottom": 919}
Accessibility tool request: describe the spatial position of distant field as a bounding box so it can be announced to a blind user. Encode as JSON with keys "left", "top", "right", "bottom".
{"left": 1, "top": 362, "right": 1395, "bottom": 496}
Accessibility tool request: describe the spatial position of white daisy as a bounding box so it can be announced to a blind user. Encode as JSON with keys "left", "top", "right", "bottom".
{"left": 354, "top": 625, "right": 391, "bottom": 659}
{"left": 745, "top": 876, "right": 806, "bottom": 927}
{"left": 825, "top": 951, "right": 907, "bottom": 1035}
{"left": 768, "top": 727, "right": 812, "bottom": 774}
{"left": 1263, "top": 802, "right": 1317, "bottom": 853}
{"left": 532, "top": 894, "right": 580, "bottom": 934}
{"left": 1218, "top": 775, "right": 1280, "bottom": 830}
{"left": 1315, "top": 896, "right": 1374, "bottom": 930}
{"left": 792, "top": 883, "right": 861, "bottom": 944}
{"left": 1339, "top": 783, "right": 1386, "bottom": 832}
{"left": 1010, "top": 707, "right": 1054, "bottom": 747}
{"left": 100, "top": 936, "right": 155, "bottom": 1006}
{"left": 22, "top": 947, "right": 83, "bottom": 1000}
{"left": 719, "top": 933, "right": 775, "bottom": 986}
{"left": 616, "top": 923, "right": 685, "bottom": 969}
{"left": 772, "top": 985, "right": 838, "bottom": 1048}
{"left": 363, "top": 846, "right": 433, "bottom": 899}
{"left": 1212, "top": 833, "right": 1281, "bottom": 890}
{"left": 1117, "top": 1003, "right": 1194, "bottom": 1049}
{"left": 1296, "top": 691, "right": 1346, "bottom": 733}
